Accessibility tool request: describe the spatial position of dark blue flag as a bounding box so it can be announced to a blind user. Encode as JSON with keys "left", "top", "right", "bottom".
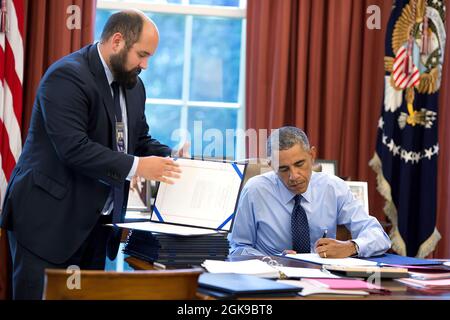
{"left": 370, "top": 0, "right": 446, "bottom": 257}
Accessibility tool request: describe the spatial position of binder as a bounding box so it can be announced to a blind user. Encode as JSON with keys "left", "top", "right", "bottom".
{"left": 197, "top": 273, "right": 301, "bottom": 298}
{"left": 360, "top": 253, "right": 446, "bottom": 266}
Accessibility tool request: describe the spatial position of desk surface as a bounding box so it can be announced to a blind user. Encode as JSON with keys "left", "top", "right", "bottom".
{"left": 123, "top": 255, "right": 450, "bottom": 300}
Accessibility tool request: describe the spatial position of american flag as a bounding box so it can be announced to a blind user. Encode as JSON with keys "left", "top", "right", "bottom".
{"left": 0, "top": 0, "right": 23, "bottom": 205}
{"left": 0, "top": 0, "right": 23, "bottom": 299}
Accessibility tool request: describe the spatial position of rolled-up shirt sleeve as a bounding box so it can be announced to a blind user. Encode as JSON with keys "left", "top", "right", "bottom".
{"left": 337, "top": 184, "right": 391, "bottom": 257}
{"left": 228, "top": 187, "right": 265, "bottom": 256}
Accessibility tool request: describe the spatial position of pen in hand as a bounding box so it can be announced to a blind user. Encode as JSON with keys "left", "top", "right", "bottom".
{"left": 322, "top": 229, "right": 328, "bottom": 238}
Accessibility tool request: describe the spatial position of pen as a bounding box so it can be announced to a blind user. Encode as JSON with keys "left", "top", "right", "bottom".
{"left": 322, "top": 229, "right": 328, "bottom": 238}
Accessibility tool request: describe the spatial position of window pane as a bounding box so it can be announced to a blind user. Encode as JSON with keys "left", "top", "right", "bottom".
{"left": 190, "top": 17, "right": 242, "bottom": 102}
{"left": 142, "top": 13, "right": 185, "bottom": 100}
{"left": 188, "top": 107, "right": 238, "bottom": 159}
{"left": 94, "top": 9, "right": 116, "bottom": 41}
{"left": 145, "top": 104, "right": 182, "bottom": 149}
{"left": 189, "top": 0, "right": 240, "bottom": 6}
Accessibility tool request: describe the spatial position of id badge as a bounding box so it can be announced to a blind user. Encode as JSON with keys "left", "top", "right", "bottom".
{"left": 115, "top": 122, "right": 126, "bottom": 153}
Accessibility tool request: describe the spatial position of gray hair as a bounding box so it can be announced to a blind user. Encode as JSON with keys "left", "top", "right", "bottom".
{"left": 267, "top": 126, "right": 310, "bottom": 158}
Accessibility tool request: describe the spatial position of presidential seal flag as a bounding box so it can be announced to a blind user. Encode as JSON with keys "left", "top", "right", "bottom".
{"left": 370, "top": 0, "right": 446, "bottom": 257}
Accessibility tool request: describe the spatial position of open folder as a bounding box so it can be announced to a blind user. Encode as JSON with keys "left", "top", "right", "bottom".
{"left": 119, "top": 159, "right": 247, "bottom": 268}
{"left": 116, "top": 158, "right": 247, "bottom": 235}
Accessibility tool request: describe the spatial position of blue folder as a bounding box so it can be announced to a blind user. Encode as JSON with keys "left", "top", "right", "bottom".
{"left": 361, "top": 253, "right": 444, "bottom": 266}
{"left": 198, "top": 273, "right": 301, "bottom": 298}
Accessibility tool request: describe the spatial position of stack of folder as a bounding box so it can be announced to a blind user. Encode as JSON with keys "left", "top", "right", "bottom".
{"left": 396, "top": 278, "right": 450, "bottom": 292}
{"left": 123, "top": 229, "right": 230, "bottom": 268}
{"left": 279, "top": 278, "right": 390, "bottom": 296}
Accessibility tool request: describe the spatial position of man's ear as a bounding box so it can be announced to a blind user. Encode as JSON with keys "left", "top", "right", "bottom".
{"left": 310, "top": 146, "right": 317, "bottom": 162}
{"left": 111, "top": 32, "right": 125, "bottom": 52}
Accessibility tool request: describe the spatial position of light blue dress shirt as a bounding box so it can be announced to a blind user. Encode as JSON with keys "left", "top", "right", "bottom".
{"left": 229, "top": 171, "right": 391, "bottom": 257}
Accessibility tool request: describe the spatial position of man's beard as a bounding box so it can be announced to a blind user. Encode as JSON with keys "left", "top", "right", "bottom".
{"left": 109, "top": 47, "right": 142, "bottom": 89}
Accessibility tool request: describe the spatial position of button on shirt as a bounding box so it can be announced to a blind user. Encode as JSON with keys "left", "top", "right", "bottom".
{"left": 228, "top": 171, "right": 391, "bottom": 257}
{"left": 97, "top": 43, "right": 139, "bottom": 215}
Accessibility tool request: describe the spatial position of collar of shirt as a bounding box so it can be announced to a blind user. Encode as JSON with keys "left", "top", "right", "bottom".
{"left": 96, "top": 42, "right": 114, "bottom": 87}
{"left": 275, "top": 171, "right": 314, "bottom": 205}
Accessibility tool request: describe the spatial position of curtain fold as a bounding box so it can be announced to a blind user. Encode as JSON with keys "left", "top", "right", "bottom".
{"left": 246, "top": 0, "right": 450, "bottom": 258}
{"left": 22, "top": 0, "right": 96, "bottom": 140}
{"left": 435, "top": 4, "right": 450, "bottom": 259}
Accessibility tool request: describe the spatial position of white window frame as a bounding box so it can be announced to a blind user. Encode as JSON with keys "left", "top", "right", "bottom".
{"left": 97, "top": 0, "right": 247, "bottom": 160}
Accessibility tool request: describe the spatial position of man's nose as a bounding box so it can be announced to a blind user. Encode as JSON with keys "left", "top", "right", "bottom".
{"left": 139, "top": 57, "right": 149, "bottom": 70}
{"left": 289, "top": 169, "right": 300, "bottom": 181}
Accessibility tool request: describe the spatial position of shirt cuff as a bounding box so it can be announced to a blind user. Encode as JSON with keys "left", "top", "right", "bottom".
{"left": 126, "top": 156, "right": 139, "bottom": 181}
{"left": 352, "top": 238, "right": 367, "bottom": 257}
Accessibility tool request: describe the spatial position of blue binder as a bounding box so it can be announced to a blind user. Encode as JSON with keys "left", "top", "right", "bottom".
{"left": 361, "top": 253, "right": 444, "bottom": 266}
{"left": 198, "top": 273, "right": 301, "bottom": 298}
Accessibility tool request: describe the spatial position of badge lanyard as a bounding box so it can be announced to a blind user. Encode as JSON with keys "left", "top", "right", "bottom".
{"left": 116, "top": 121, "right": 126, "bottom": 153}
{"left": 112, "top": 82, "right": 126, "bottom": 154}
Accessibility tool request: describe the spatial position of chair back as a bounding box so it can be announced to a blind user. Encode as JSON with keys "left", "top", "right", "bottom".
{"left": 43, "top": 268, "right": 203, "bottom": 300}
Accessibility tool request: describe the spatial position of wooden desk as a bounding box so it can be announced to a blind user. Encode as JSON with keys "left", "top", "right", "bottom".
{"left": 124, "top": 255, "right": 450, "bottom": 300}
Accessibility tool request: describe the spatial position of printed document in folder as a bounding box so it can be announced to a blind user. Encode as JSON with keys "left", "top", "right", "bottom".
{"left": 150, "top": 158, "right": 246, "bottom": 231}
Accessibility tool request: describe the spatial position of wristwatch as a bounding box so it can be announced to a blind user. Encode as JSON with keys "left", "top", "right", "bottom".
{"left": 350, "top": 240, "right": 360, "bottom": 257}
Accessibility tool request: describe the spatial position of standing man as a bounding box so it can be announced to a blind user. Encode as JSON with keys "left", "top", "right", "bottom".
{"left": 229, "top": 126, "right": 391, "bottom": 258}
{"left": 0, "top": 10, "right": 184, "bottom": 299}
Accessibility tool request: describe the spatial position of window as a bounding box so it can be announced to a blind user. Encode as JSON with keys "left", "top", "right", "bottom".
{"left": 95, "top": 0, "right": 246, "bottom": 222}
{"left": 95, "top": 0, "right": 247, "bottom": 160}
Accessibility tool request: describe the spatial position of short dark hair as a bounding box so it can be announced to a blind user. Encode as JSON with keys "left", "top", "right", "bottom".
{"left": 100, "top": 11, "right": 144, "bottom": 49}
{"left": 267, "top": 126, "right": 310, "bottom": 157}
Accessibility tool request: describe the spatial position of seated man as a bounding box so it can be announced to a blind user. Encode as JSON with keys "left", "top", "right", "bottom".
{"left": 229, "top": 126, "right": 391, "bottom": 258}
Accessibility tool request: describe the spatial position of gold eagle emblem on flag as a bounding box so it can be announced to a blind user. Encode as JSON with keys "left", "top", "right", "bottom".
{"left": 384, "top": 0, "right": 445, "bottom": 128}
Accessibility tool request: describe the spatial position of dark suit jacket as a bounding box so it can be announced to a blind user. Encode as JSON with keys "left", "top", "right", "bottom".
{"left": 0, "top": 44, "right": 171, "bottom": 264}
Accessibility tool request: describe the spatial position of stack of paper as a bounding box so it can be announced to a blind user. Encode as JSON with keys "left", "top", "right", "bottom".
{"left": 279, "top": 277, "right": 391, "bottom": 296}
{"left": 396, "top": 278, "right": 450, "bottom": 290}
{"left": 278, "top": 280, "right": 369, "bottom": 297}
{"left": 323, "top": 265, "right": 409, "bottom": 279}
{"left": 285, "top": 253, "right": 378, "bottom": 266}
{"left": 123, "top": 229, "right": 230, "bottom": 268}
{"left": 202, "top": 259, "right": 281, "bottom": 278}
{"left": 201, "top": 259, "right": 340, "bottom": 279}
{"left": 275, "top": 266, "right": 340, "bottom": 279}
{"left": 408, "top": 271, "right": 450, "bottom": 280}
{"left": 302, "top": 278, "right": 390, "bottom": 294}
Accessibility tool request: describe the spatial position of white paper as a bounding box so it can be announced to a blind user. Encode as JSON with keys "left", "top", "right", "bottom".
{"left": 152, "top": 159, "right": 245, "bottom": 231}
{"left": 114, "top": 222, "right": 222, "bottom": 236}
{"left": 274, "top": 266, "right": 340, "bottom": 279}
{"left": 201, "top": 259, "right": 341, "bottom": 279}
{"left": 285, "top": 253, "right": 378, "bottom": 266}
{"left": 201, "top": 259, "right": 280, "bottom": 278}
